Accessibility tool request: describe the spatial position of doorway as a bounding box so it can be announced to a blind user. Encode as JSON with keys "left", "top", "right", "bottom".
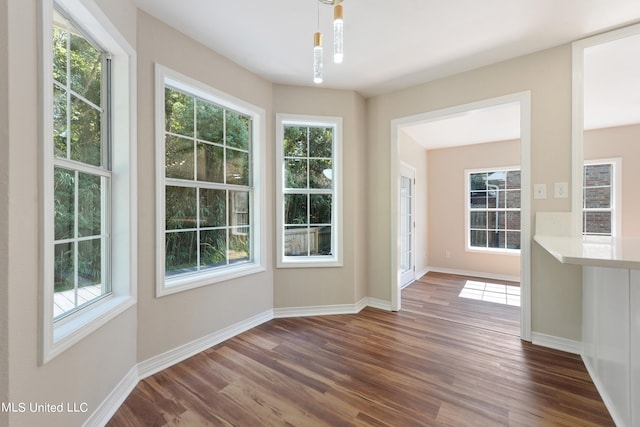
{"left": 390, "top": 92, "right": 532, "bottom": 341}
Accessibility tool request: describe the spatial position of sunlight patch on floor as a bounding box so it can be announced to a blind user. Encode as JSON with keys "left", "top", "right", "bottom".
{"left": 458, "top": 280, "right": 520, "bottom": 306}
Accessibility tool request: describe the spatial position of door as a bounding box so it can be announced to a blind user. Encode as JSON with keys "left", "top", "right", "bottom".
{"left": 400, "top": 164, "right": 416, "bottom": 287}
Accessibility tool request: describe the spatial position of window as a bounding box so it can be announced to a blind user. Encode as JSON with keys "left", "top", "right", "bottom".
{"left": 156, "top": 65, "right": 265, "bottom": 296}
{"left": 276, "top": 114, "right": 342, "bottom": 267}
{"left": 583, "top": 159, "right": 620, "bottom": 236}
{"left": 466, "top": 168, "right": 521, "bottom": 252}
{"left": 42, "top": 0, "right": 135, "bottom": 363}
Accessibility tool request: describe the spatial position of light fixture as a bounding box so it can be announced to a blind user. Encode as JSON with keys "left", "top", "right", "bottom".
{"left": 313, "top": 32, "right": 323, "bottom": 84}
{"left": 312, "top": 0, "right": 344, "bottom": 83}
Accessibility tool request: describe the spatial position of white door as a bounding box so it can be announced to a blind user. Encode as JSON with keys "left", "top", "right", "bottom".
{"left": 400, "top": 164, "right": 416, "bottom": 287}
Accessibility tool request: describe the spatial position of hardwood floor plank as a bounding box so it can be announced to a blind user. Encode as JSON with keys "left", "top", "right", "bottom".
{"left": 108, "top": 272, "right": 613, "bottom": 426}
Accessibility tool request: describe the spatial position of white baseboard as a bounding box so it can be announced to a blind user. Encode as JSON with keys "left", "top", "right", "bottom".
{"left": 364, "top": 297, "right": 393, "bottom": 311}
{"left": 531, "top": 332, "right": 583, "bottom": 355}
{"left": 137, "top": 309, "right": 273, "bottom": 380}
{"left": 83, "top": 365, "right": 138, "bottom": 427}
{"left": 426, "top": 266, "right": 520, "bottom": 283}
{"left": 274, "top": 303, "right": 362, "bottom": 318}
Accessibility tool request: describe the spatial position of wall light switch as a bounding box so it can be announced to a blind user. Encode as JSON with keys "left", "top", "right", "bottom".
{"left": 554, "top": 182, "right": 569, "bottom": 199}
{"left": 534, "top": 183, "right": 547, "bottom": 200}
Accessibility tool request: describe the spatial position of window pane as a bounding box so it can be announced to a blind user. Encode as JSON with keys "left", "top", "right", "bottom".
{"left": 309, "top": 127, "right": 332, "bottom": 158}
{"left": 196, "top": 142, "right": 223, "bottom": 183}
{"left": 470, "top": 191, "right": 487, "bottom": 208}
{"left": 506, "top": 170, "right": 521, "bottom": 189}
{"left": 54, "top": 242, "right": 74, "bottom": 293}
{"left": 506, "top": 211, "right": 521, "bottom": 231}
{"left": 585, "top": 164, "right": 611, "bottom": 187}
{"left": 200, "top": 188, "right": 226, "bottom": 228}
{"left": 488, "top": 211, "right": 505, "bottom": 231}
{"left": 470, "top": 173, "right": 487, "bottom": 190}
{"left": 284, "top": 226, "right": 309, "bottom": 256}
{"left": 285, "top": 159, "right": 307, "bottom": 188}
{"left": 196, "top": 99, "right": 223, "bottom": 144}
{"left": 166, "top": 135, "right": 194, "bottom": 180}
{"left": 470, "top": 230, "right": 487, "bottom": 248}
{"left": 200, "top": 229, "right": 227, "bottom": 268}
{"left": 309, "top": 159, "right": 332, "bottom": 189}
{"left": 285, "top": 194, "right": 307, "bottom": 225}
{"left": 52, "top": 20, "right": 67, "bottom": 85}
{"left": 487, "top": 230, "right": 505, "bottom": 249}
{"left": 310, "top": 194, "right": 332, "bottom": 224}
{"left": 316, "top": 226, "right": 332, "bottom": 255}
{"left": 77, "top": 172, "right": 103, "bottom": 237}
{"left": 229, "top": 191, "right": 249, "bottom": 228}
{"left": 166, "top": 231, "right": 197, "bottom": 274}
{"left": 70, "top": 94, "right": 102, "bottom": 166}
{"left": 284, "top": 126, "right": 307, "bottom": 157}
{"left": 78, "top": 238, "right": 102, "bottom": 287}
{"left": 584, "top": 212, "right": 612, "bottom": 235}
{"left": 469, "top": 211, "right": 486, "bottom": 229}
{"left": 54, "top": 167, "right": 75, "bottom": 240}
{"left": 226, "top": 148, "right": 249, "bottom": 186}
{"left": 506, "top": 231, "right": 520, "bottom": 249}
{"left": 165, "top": 88, "right": 194, "bottom": 137}
{"left": 506, "top": 190, "right": 521, "bottom": 209}
{"left": 53, "top": 84, "right": 67, "bottom": 158}
{"left": 226, "top": 110, "right": 250, "bottom": 150}
{"left": 585, "top": 187, "right": 611, "bottom": 209}
{"left": 69, "top": 30, "right": 102, "bottom": 106}
{"left": 166, "top": 186, "right": 197, "bottom": 230}
{"left": 229, "top": 228, "right": 250, "bottom": 263}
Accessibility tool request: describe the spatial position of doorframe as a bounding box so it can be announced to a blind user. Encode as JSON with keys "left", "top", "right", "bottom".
{"left": 399, "top": 162, "right": 417, "bottom": 288}
{"left": 389, "top": 91, "right": 532, "bottom": 342}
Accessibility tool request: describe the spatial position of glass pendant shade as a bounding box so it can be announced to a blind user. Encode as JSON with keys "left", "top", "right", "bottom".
{"left": 313, "top": 32, "right": 323, "bottom": 84}
{"left": 333, "top": 5, "right": 344, "bottom": 63}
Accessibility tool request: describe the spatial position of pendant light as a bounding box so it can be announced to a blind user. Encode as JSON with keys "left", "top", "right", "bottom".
{"left": 313, "top": 0, "right": 344, "bottom": 83}
{"left": 313, "top": 32, "right": 323, "bottom": 84}
{"left": 333, "top": 4, "right": 344, "bottom": 63}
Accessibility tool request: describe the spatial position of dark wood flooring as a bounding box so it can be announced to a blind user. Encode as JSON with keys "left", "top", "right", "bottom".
{"left": 107, "top": 272, "right": 613, "bottom": 426}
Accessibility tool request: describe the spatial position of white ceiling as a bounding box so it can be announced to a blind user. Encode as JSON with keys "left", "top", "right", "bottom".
{"left": 132, "top": 0, "right": 640, "bottom": 147}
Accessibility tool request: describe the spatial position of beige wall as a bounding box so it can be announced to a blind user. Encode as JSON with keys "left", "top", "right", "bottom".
{"left": 427, "top": 140, "right": 521, "bottom": 278}
{"left": 136, "top": 11, "right": 275, "bottom": 361}
{"left": 272, "top": 85, "right": 368, "bottom": 308}
{"left": 584, "top": 124, "right": 640, "bottom": 237}
{"left": 1, "top": 0, "right": 9, "bottom": 424}
{"left": 4, "top": 1, "right": 139, "bottom": 426}
{"left": 366, "top": 45, "right": 584, "bottom": 341}
{"left": 398, "top": 132, "right": 429, "bottom": 277}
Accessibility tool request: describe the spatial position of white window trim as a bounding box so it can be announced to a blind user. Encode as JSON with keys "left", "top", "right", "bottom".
{"left": 465, "top": 166, "right": 521, "bottom": 255}
{"left": 275, "top": 114, "right": 343, "bottom": 268}
{"left": 155, "top": 64, "right": 266, "bottom": 297}
{"left": 583, "top": 157, "right": 622, "bottom": 237}
{"left": 40, "top": 0, "right": 137, "bottom": 364}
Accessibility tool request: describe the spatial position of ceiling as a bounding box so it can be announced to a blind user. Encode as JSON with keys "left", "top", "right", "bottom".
{"left": 132, "top": 0, "right": 640, "bottom": 147}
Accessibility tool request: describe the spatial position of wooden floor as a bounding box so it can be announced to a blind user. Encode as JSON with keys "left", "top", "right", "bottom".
{"left": 108, "top": 272, "right": 613, "bottom": 426}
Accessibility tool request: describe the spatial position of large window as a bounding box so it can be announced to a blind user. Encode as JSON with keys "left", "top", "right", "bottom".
{"left": 467, "top": 168, "right": 521, "bottom": 252}
{"left": 42, "top": 0, "right": 135, "bottom": 363}
{"left": 156, "top": 66, "right": 265, "bottom": 295}
{"left": 276, "top": 115, "right": 342, "bottom": 267}
{"left": 583, "top": 159, "right": 620, "bottom": 236}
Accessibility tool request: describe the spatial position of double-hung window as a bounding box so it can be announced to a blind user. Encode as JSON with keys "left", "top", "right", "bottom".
{"left": 583, "top": 159, "right": 620, "bottom": 236}
{"left": 42, "top": 0, "right": 135, "bottom": 363}
{"left": 156, "top": 66, "right": 265, "bottom": 296}
{"left": 466, "top": 168, "right": 521, "bottom": 252}
{"left": 276, "top": 114, "right": 342, "bottom": 267}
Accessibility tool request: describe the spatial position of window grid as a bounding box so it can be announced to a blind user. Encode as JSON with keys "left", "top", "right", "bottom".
{"left": 52, "top": 9, "right": 112, "bottom": 320}
{"left": 583, "top": 163, "right": 613, "bottom": 236}
{"left": 282, "top": 125, "right": 334, "bottom": 258}
{"left": 164, "top": 86, "right": 253, "bottom": 278}
{"left": 468, "top": 169, "right": 521, "bottom": 251}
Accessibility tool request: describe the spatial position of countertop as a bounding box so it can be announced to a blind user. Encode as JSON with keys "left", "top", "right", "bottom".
{"left": 534, "top": 235, "right": 640, "bottom": 269}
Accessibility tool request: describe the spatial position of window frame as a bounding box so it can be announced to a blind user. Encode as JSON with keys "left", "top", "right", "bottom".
{"left": 275, "top": 114, "right": 343, "bottom": 268}
{"left": 583, "top": 158, "right": 621, "bottom": 237}
{"left": 155, "top": 64, "right": 266, "bottom": 297}
{"left": 465, "top": 166, "right": 521, "bottom": 255}
{"left": 41, "top": 0, "right": 137, "bottom": 364}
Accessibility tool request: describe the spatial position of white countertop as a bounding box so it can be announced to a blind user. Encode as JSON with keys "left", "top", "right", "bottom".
{"left": 534, "top": 235, "right": 640, "bottom": 269}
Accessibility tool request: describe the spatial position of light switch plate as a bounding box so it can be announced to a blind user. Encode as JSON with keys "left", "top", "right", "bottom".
{"left": 534, "top": 183, "right": 547, "bottom": 200}
{"left": 554, "top": 182, "right": 569, "bottom": 198}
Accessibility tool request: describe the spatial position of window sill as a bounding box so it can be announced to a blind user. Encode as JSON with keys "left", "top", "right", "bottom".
{"left": 466, "top": 247, "right": 521, "bottom": 256}
{"left": 277, "top": 256, "right": 343, "bottom": 269}
{"left": 158, "top": 262, "right": 266, "bottom": 297}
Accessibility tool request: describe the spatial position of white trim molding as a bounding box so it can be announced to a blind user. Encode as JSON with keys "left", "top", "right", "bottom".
{"left": 531, "top": 332, "right": 583, "bottom": 355}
